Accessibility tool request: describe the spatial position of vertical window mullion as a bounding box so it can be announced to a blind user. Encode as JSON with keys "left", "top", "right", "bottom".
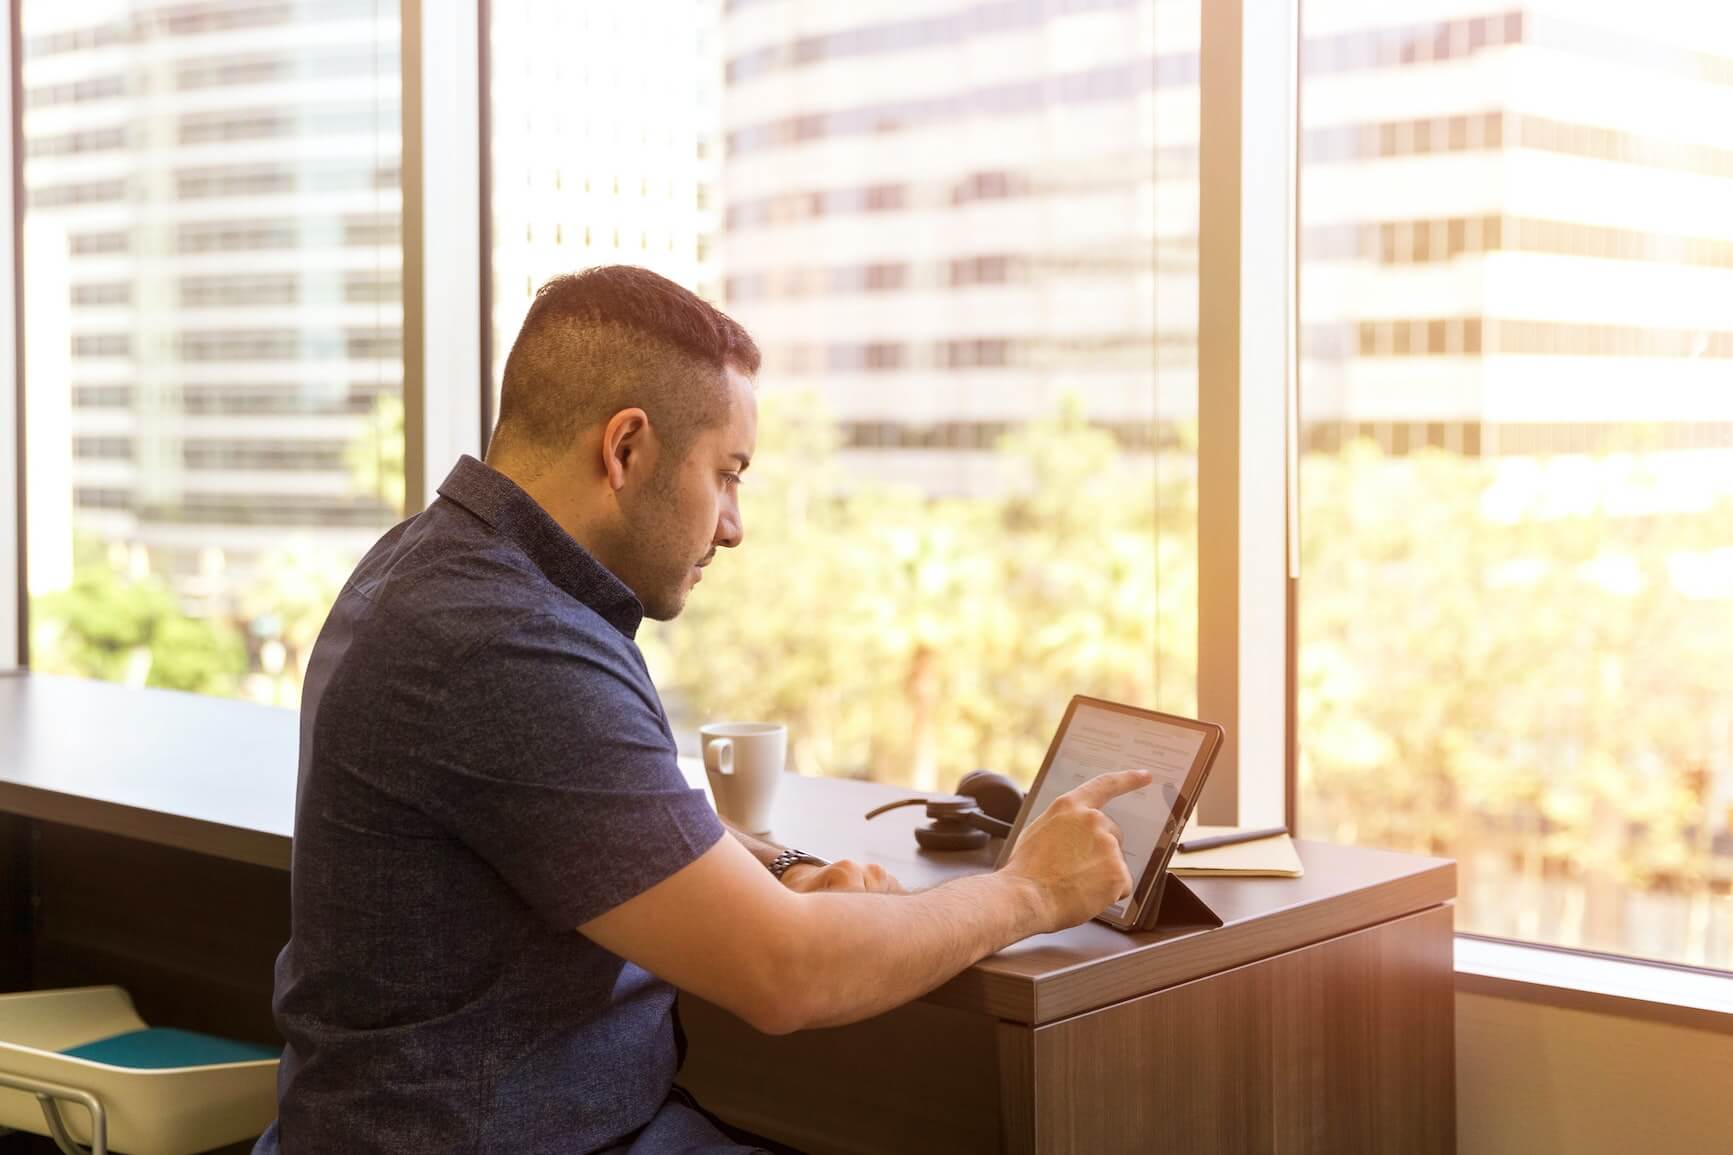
{"left": 1197, "top": 0, "right": 1296, "bottom": 826}
{"left": 2, "top": 0, "right": 20, "bottom": 669}
{"left": 402, "top": 0, "right": 484, "bottom": 515}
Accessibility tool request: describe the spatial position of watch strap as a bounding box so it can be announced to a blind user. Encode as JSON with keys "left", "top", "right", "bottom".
{"left": 767, "top": 848, "right": 829, "bottom": 880}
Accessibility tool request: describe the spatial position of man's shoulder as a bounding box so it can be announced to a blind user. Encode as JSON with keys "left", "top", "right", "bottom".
{"left": 341, "top": 502, "right": 618, "bottom": 655}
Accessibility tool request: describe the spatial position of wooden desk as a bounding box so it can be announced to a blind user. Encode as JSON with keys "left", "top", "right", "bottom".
{"left": 678, "top": 774, "right": 1457, "bottom": 1155}
{"left": 1, "top": 674, "right": 1456, "bottom": 1154}
{"left": 0, "top": 672, "right": 296, "bottom": 868}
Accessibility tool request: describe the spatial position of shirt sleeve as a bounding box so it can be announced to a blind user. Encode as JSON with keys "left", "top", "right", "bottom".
{"left": 418, "top": 611, "right": 725, "bottom": 929}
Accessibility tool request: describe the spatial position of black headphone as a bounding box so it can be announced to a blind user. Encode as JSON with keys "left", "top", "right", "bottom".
{"left": 863, "top": 770, "right": 1026, "bottom": 851}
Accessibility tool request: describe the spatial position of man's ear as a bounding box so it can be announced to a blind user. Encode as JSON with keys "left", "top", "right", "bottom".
{"left": 600, "top": 408, "right": 652, "bottom": 492}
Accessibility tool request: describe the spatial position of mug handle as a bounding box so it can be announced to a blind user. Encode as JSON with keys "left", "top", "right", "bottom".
{"left": 704, "top": 738, "right": 735, "bottom": 777}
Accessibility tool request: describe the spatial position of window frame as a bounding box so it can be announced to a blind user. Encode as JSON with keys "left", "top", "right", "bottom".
{"left": 2, "top": 0, "right": 1719, "bottom": 999}
{"left": 2, "top": 0, "right": 19, "bottom": 671}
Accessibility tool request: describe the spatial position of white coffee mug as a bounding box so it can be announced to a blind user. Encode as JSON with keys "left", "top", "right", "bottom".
{"left": 700, "top": 722, "right": 787, "bottom": 834}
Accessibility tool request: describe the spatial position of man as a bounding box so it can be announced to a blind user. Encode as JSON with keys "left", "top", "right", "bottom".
{"left": 257, "top": 266, "right": 1146, "bottom": 1153}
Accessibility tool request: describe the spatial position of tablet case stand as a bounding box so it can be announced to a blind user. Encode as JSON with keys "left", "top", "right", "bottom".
{"left": 1138, "top": 873, "right": 1224, "bottom": 933}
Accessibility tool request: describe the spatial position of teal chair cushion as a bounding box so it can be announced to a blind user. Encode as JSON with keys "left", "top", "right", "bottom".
{"left": 60, "top": 1028, "right": 280, "bottom": 1070}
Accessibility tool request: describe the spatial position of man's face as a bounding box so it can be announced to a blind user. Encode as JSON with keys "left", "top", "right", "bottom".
{"left": 620, "top": 365, "right": 756, "bottom": 620}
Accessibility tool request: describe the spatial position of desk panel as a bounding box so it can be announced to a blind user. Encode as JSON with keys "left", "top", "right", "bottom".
{"left": 1020, "top": 904, "right": 1455, "bottom": 1155}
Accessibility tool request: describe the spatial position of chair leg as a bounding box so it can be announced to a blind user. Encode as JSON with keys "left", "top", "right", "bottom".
{"left": 38, "top": 1094, "right": 104, "bottom": 1155}
{"left": 0, "top": 1072, "right": 106, "bottom": 1155}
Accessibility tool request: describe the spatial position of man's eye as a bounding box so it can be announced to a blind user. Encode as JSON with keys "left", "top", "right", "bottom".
{"left": 722, "top": 472, "right": 743, "bottom": 487}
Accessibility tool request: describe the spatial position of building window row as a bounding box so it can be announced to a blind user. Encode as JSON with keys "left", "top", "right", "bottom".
{"left": 179, "top": 273, "right": 299, "bottom": 307}
{"left": 177, "top": 384, "right": 376, "bottom": 416}
{"left": 346, "top": 331, "right": 402, "bottom": 360}
{"left": 29, "top": 179, "right": 129, "bottom": 209}
{"left": 27, "top": 74, "right": 127, "bottom": 107}
{"left": 176, "top": 219, "right": 298, "bottom": 254}
{"left": 727, "top": 170, "right": 1029, "bottom": 231}
{"left": 1306, "top": 214, "right": 1733, "bottom": 269}
{"left": 175, "top": 54, "right": 294, "bottom": 91}
{"left": 766, "top": 333, "right": 1178, "bottom": 376}
{"left": 726, "top": 7, "right": 1533, "bottom": 90}
{"left": 176, "top": 164, "right": 297, "bottom": 200}
{"left": 179, "top": 329, "right": 300, "bottom": 361}
{"left": 27, "top": 2, "right": 387, "bottom": 59}
{"left": 1516, "top": 113, "right": 1733, "bottom": 180}
{"left": 151, "top": 1, "right": 296, "bottom": 38}
{"left": 71, "top": 282, "right": 132, "bottom": 306}
{"left": 1303, "top": 420, "right": 1733, "bottom": 458}
{"left": 840, "top": 418, "right": 1173, "bottom": 453}
{"left": 74, "top": 487, "right": 133, "bottom": 511}
{"left": 73, "top": 436, "right": 134, "bottom": 461}
{"left": 728, "top": 251, "right": 1154, "bottom": 303}
{"left": 342, "top": 213, "right": 400, "bottom": 247}
{"left": 179, "top": 109, "right": 296, "bottom": 146}
{"left": 25, "top": 22, "right": 132, "bottom": 59}
{"left": 65, "top": 385, "right": 381, "bottom": 417}
{"left": 72, "top": 333, "right": 131, "bottom": 358}
{"left": 727, "top": 56, "right": 1183, "bottom": 156}
{"left": 169, "top": 328, "right": 399, "bottom": 362}
{"left": 729, "top": 5, "right": 1733, "bottom": 93}
{"left": 137, "top": 495, "right": 392, "bottom": 528}
{"left": 1307, "top": 110, "right": 1733, "bottom": 180}
{"left": 1303, "top": 12, "right": 1525, "bottom": 76}
{"left": 182, "top": 440, "right": 349, "bottom": 472}
{"left": 178, "top": 385, "right": 376, "bottom": 416}
{"left": 1306, "top": 9, "right": 1733, "bottom": 86}
{"left": 27, "top": 126, "right": 129, "bottom": 158}
{"left": 726, "top": 0, "right": 1142, "bottom": 84}
{"left": 71, "top": 230, "right": 130, "bottom": 256}
{"left": 72, "top": 385, "right": 132, "bottom": 409}
{"left": 728, "top": 10, "right": 1731, "bottom": 159}
{"left": 343, "top": 270, "right": 401, "bottom": 303}
{"left": 1337, "top": 318, "right": 1733, "bottom": 359}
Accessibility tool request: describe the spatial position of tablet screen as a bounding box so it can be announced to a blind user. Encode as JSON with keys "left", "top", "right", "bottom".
{"left": 998, "top": 698, "right": 1214, "bottom": 922}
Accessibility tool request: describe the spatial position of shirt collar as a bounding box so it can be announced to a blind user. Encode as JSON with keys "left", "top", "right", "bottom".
{"left": 435, "top": 455, "right": 645, "bottom": 638}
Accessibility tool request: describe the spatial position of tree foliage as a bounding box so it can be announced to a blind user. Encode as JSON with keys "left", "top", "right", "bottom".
{"left": 30, "top": 543, "right": 247, "bottom": 695}
{"left": 642, "top": 393, "right": 1196, "bottom": 790}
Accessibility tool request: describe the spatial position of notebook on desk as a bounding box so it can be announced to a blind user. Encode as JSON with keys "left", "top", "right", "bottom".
{"left": 1170, "top": 825, "right": 1304, "bottom": 878}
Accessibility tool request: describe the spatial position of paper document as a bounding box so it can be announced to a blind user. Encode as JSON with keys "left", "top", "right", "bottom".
{"left": 1171, "top": 825, "right": 1304, "bottom": 878}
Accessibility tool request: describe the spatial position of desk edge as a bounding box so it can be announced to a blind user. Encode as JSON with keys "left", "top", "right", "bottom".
{"left": 0, "top": 781, "right": 292, "bottom": 869}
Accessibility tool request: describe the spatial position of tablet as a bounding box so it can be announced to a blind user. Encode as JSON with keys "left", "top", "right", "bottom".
{"left": 995, "top": 696, "right": 1224, "bottom": 932}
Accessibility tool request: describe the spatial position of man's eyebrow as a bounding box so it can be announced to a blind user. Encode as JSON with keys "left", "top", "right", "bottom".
{"left": 730, "top": 452, "right": 752, "bottom": 471}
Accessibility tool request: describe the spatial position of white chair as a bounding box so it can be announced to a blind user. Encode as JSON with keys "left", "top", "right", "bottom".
{"left": 0, "top": 986, "right": 278, "bottom": 1155}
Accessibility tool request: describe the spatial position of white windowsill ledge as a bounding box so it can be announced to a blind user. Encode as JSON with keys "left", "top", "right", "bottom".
{"left": 1455, "top": 935, "right": 1733, "bottom": 1035}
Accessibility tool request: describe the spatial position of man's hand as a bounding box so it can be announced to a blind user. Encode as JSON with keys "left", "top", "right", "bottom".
{"left": 781, "top": 859, "right": 905, "bottom": 894}
{"left": 1000, "top": 769, "right": 1152, "bottom": 933}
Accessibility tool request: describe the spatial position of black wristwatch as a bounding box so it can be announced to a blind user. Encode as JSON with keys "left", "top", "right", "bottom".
{"left": 767, "top": 848, "right": 828, "bottom": 880}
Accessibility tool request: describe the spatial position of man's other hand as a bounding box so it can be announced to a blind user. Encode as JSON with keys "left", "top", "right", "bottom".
{"left": 781, "top": 859, "right": 905, "bottom": 894}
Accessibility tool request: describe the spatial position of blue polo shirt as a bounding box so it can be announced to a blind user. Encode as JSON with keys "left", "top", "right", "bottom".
{"left": 256, "top": 456, "right": 734, "bottom": 1153}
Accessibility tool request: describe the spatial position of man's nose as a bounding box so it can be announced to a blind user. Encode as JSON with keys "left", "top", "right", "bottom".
{"left": 715, "top": 505, "right": 743, "bottom": 550}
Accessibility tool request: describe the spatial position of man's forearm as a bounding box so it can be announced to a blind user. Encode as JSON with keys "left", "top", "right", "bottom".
{"left": 774, "top": 871, "right": 1046, "bottom": 1030}
{"left": 724, "top": 821, "right": 784, "bottom": 868}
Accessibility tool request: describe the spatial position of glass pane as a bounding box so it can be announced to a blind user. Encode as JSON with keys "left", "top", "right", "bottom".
{"left": 489, "top": 0, "right": 1201, "bottom": 789}
{"left": 21, "top": 0, "right": 403, "bottom": 705}
{"left": 1299, "top": 2, "right": 1733, "bottom": 967}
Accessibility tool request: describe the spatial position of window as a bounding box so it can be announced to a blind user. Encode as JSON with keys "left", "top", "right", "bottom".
{"left": 1298, "top": 1, "right": 1733, "bottom": 968}
{"left": 20, "top": 0, "right": 402, "bottom": 705}
{"left": 489, "top": 0, "right": 1200, "bottom": 787}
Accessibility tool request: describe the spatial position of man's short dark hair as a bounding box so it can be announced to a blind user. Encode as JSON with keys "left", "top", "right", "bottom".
{"left": 489, "top": 266, "right": 760, "bottom": 467}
